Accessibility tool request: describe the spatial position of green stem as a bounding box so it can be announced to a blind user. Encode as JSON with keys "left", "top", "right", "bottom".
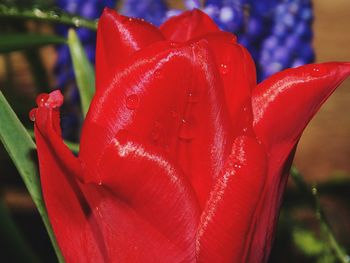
{"left": 0, "top": 4, "right": 97, "bottom": 30}
{"left": 291, "top": 166, "right": 350, "bottom": 263}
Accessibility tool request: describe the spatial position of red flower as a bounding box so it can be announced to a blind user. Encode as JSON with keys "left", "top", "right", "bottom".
{"left": 32, "top": 8, "right": 350, "bottom": 263}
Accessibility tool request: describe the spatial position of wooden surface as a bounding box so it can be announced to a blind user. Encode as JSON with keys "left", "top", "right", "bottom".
{"left": 294, "top": 0, "right": 350, "bottom": 180}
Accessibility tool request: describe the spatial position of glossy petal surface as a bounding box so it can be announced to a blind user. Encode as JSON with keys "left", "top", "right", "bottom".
{"left": 33, "top": 91, "right": 104, "bottom": 262}
{"left": 160, "top": 9, "right": 220, "bottom": 42}
{"left": 96, "top": 130, "right": 200, "bottom": 261}
{"left": 82, "top": 40, "right": 232, "bottom": 207}
{"left": 198, "top": 34, "right": 256, "bottom": 135}
{"left": 96, "top": 8, "right": 164, "bottom": 91}
{"left": 197, "top": 136, "right": 266, "bottom": 263}
{"left": 250, "top": 62, "right": 350, "bottom": 263}
{"left": 34, "top": 92, "right": 200, "bottom": 262}
{"left": 32, "top": 9, "right": 350, "bottom": 263}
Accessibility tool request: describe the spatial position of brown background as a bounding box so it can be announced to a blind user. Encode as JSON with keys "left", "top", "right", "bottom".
{"left": 295, "top": 0, "right": 350, "bottom": 181}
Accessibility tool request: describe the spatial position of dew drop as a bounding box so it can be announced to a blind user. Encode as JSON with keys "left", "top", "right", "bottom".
{"left": 72, "top": 17, "right": 81, "bottom": 27}
{"left": 154, "top": 69, "right": 162, "bottom": 79}
{"left": 234, "top": 164, "right": 242, "bottom": 169}
{"left": 52, "top": 8, "right": 62, "bottom": 18}
{"left": 311, "top": 65, "right": 326, "bottom": 77}
{"left": 187, "top": 92, "right": 199, "bottom": 104}
{"left": 36, "top": 93, "right": 49, "bottom": 107}
{"left": 179, "top": 117, "right": 196, "bottom": 140}
{"left": 126, "top": 94, "right": 139, "bottom": 110}
{"left": 311, "top": 187, "right": 317, "bottom": 195}
{"left": 242, "top": 127, "right": 248, "bottom": 133}
{"left": 33, "top": 8, "right": 45, "bottom": 18}
{"left": 312, "top": 67, "right": 320, "bottom": 75}
{"left": 48, "top": 10, "right": 60, "bottom": 18}
{"left": 98, "top": 181, "right": 103, "bottom": 186}
{"left": 95, "top": 206, "right": 103, "bottom": 218}
{"left": 219, "top": 63, "right": 229, "bottom": 75}
{"left": 29, "top": 108, "right": 37, "bottom": 122}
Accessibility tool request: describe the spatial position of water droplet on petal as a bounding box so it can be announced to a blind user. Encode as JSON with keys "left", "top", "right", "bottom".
{"left": 95, "top": 206, "right": 103, "bottom": 218}
{"left": 126, "top": 94, "right": 139, "bottom": 110}
{"left": 98, "top": 181, "right": 103, "bottom": 186}
{"left": 234, "top": 164, "right": 242, "bottom": 169}
{"left": 36, "top": 93, "right": 49, "bottom": 107}
{"left": 154, "top": 69, "right": 163, "bottom": 79}
{"left": 29, "top": 108, "right": 37, "bottom": 122}
{"left": 311, "top": 65, "right": 326, "bottom": 77}
{"left": 220, "top": 63, "right": 229, "bottom": 75}
{"left": 187, "top": 92, "right": 199, "bottom": 104}
{"left": 179, "top": 117, "right": 196, "bottom": 140}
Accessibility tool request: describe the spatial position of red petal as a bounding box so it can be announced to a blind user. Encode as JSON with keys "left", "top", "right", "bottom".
{"left": 160, "top": 9, "right": 220, "bottom": 42}
{"left": 81, "top": 40, "right": 232, "bottom": 208}
{"left": 196, "top": 34, "right": 256, "bottom": 136}
{"left": 33, "top": 91, "right": 105, "bottom": 262}
{"left": 250, "top": 62, "right": 350, "bottom": 262}
{"left": 34, "top": 91, "right": 199, "bottom": 262}
{"left": 81, "top": 41, "right": 189, "bottom": 182}
{"left": 253, "top": 62, "right": 350, "bottom": 149}
{"left": 196, "top": 136, "right": 266, "bottom": 262}
{"left": 96, "top": 8, "right": 164, "bottom": 91}
{"left": 91, "top": 130, "right": 200, "bottom": 261}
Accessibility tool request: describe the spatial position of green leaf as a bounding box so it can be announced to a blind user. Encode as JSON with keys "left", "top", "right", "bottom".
{"left": 0, "top": 91, "right": 65, "bottom": 263}
{"left": 0, "top": 5, "right": 97, "bottom": 30}
{"left": 68, "top": 29, "right": 95, "bottom": 117}
{"left": 0, "top": 34, "right": 66, "bottom": 53}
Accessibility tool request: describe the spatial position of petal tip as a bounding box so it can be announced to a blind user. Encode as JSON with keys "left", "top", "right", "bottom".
{"left": 34, "top": 90, "right": 63, "bottom": 110}
{"left": 45, "top": 90, "right": 64, "bottom": 109}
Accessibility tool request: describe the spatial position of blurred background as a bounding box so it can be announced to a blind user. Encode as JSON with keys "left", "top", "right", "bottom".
{"left": 0, "top": 0, "right": 349, "bottom": 262}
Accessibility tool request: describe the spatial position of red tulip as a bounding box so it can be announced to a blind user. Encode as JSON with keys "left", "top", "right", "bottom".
{"left": 31, "top": 8, "right": 350, "bottom": 263}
